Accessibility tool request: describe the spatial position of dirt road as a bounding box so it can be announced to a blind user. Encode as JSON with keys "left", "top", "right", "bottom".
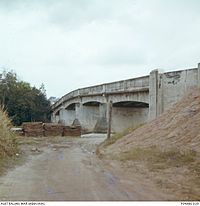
{"left": 0, "top": 134, "right": 171, "bottom": 201}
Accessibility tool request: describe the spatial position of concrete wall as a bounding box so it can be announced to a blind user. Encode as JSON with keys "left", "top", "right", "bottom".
{"left": 149, "top": 67, "right": 199, "bottom": 120}
{"left": 112, "top": 107, "right": 149, "bottom": 133}
{"left": 59, "top": 108, "right": 65, "bottom": 124}
{"left": 63, "top": 110, "right": 76, "bottom": 126}
{"left": 162, "top": 69, "right": 198, "bottom": 111}
{"left": 55, "top": 115, "right": 59, "bottom": 123}
{"left": 75, "top": 103, "right": 100, "bottom": 132}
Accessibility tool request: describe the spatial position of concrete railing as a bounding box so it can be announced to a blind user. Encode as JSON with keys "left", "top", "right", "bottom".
{"left": 51, "top": 75, "right": 150, "bottom": 110}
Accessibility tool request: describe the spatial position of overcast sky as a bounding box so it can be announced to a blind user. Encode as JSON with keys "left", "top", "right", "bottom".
{"left": 0, "top": 0, "right": 200, "bottom": 98}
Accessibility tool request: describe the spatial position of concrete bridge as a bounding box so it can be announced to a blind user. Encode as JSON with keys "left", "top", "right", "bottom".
{"left": 51, "top": 64, "right": 200, "bottom": 133}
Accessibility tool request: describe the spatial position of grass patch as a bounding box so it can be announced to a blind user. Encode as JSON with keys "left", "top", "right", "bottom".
{"left": 113, "top": 146, "right": 198, "bottom": 170}
{"left": 112, "top": 146, "right": 200, "bottom": 200}
{"left": 100, "top": 123, "right": 144, "bottom": 148}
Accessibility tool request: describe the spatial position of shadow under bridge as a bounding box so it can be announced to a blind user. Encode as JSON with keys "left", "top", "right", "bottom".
{"left": 111, "top": 100, "right": 149, "bottom": 133}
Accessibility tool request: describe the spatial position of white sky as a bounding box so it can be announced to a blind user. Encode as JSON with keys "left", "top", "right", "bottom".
{"left": 0, "top": 0, "right": 200, "bottom": 98}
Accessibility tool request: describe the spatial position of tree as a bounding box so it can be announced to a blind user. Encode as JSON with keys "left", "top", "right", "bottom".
{"left": 0, "top": 70, "right": 51, "bottom": 125}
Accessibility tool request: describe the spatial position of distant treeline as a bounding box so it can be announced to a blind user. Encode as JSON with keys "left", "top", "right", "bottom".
{"left": 0, "top": 70, "right": 51, "bottom": 125}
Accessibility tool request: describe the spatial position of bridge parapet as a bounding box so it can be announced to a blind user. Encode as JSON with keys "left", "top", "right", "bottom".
{"left": 52, "top": 75, "right": 150, "bottom": 110}
{"left": 105, "top": 75, "right": 149, "bottom": 92}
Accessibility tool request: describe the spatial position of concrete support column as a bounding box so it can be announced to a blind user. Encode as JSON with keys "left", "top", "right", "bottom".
{"left": 65, "top": 110, "right": 76, "bottom": 126}
{"left": 149, "top": 70, "right": 158, "bottom": 120}
{"left": 59, "top": 107, "right": 67, "bottom": 124}
{"left": 51, "top": 113, "right": 56, "bottom": 123}
{"left": 93, "top": 103, "right": 108, "bottom": 133}
{"left": 198, "top": 63, "right": 200, "bottom": 88}
{"left": 55, "top": 115, "right": 59, "bottom": 123}
{"left": 75, "top": 103, "right": 82, "bottom": 123}
{"left": 157, "top": 73, "right": 164, "bottom": 115}
{"left": 149, "top": 69, "right": 163, "bottom": 120}
{"left": 149, "top": 70, "right": 164, "bottom": 120}
{"left": 75, "top": 102, "right": 95, "bottom": 132}
{"left": 99, "top": 103, "right": 107, "bottom": 118}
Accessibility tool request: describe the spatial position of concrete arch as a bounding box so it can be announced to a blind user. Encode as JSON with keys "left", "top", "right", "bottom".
{"left": 108, "top": 92, "right": 149, "bottom": 105}
{"left": 81, "top": 95, "right": 105, "bottom": 105}
{"left": 62, "top": 98, "right": 80, "bottom": 111}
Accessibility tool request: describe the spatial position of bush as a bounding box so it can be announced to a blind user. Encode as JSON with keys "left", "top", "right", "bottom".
{"left": 0, "top": 107, "right": 18, "bottom": 158}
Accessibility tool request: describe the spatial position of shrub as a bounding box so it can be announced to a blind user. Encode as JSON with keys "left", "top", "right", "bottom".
{"left": 0, "top": 107, "right": 18, "bottom": 158}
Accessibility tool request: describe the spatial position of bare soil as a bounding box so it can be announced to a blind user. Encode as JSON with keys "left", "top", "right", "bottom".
{"left": 0, "top": 134, "right": 173, "bottom": 201}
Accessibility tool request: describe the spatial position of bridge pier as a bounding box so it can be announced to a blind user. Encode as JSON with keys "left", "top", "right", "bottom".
{"left": 51, "top": 113, "right": 56, "bottom": 123}
{"left": 149, "top": 69, "right": 163, "bottom": 121}
{"left": 75, "top": 102, "right": 101, "bottom": 133}
{"left": 59, "top": 107, "right": 67, "bottom": 124}
{"left": 64, "top": 109, "right": 75, "bottom": 125}
{"left": 94, "top": 103, "right": 108, "bottom": 133}
{"left": 52, "top": 110, "right": 62, "bottom": 123}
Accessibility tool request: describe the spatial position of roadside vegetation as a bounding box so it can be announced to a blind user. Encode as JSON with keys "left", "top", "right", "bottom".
{"left": 0, "top": 69, "right": 51, "bottom": 175}
{"left": 0, "top": 108, "right": 18, "bottom": 175}
{"left": 99, "top": 123, "right": 144, "bottom": 148}
{"left": 96, "top": 124, "right": 144, "bottom": 159}
{"left": 113, "top": 146, "right": 198, "bottom": 171}
{"left": 0, "top": 70, "right": 51, "bottom": 125}
{"left": 112, "top": 145, "right": 200, "bottom": 200}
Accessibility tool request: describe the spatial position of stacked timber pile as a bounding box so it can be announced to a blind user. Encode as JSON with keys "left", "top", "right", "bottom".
{"left": 63, "top": 125, "right": 81, "bottom": 137}
{"left": 43, "top": 123, "right": 64, "bottom": 136}
{"left": 22, "top": 122, "right": 44, "bottom": 137}
{"left": 21, "top": 122, "right": 81, "bottom": 137}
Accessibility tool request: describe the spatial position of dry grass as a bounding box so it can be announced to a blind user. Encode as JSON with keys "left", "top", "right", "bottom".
{"left": 111, "top": 146, "right": 200, "bottom": 200}
{"left": 0, "top": 107, "right": 18, "bottom": 175}
{"left": 0, "top": 107, "right": 18, "bottom": 158}
{"left": 100, "top": 124, "right": 144, "bottom": 148}
{"left": 112, "top": 146, "right": 198, "bottom": 170}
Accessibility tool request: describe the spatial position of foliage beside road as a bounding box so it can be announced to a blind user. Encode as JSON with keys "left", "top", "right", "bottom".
{"left": 0, "top": 108, "right": 17, "bottom": 158}
{"left": 0, "top": 108, "right": 19, "bottom": 175}
{"left": 0, "top": 70, "right": 51, "bottom": 125}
